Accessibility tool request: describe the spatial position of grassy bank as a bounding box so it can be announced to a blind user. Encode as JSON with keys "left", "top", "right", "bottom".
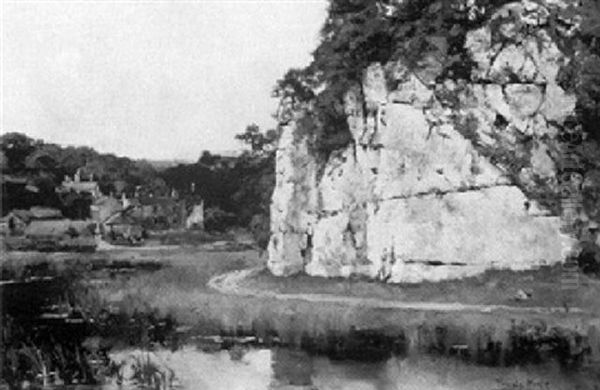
{"left": 238, "top": 266, "right": 600, "bottom": 314}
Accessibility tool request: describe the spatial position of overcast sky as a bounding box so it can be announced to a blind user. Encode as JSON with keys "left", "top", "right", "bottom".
{"left": 2, "top": 0, "right": 327, "bottom": 161}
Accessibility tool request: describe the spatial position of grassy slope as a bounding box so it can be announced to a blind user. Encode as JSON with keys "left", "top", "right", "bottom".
{"left": 241, "top": 266, "right": 600, "bottom": 314}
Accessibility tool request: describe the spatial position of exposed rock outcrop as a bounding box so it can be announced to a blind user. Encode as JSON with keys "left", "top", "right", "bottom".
{"left": 268, "top": 0, "right": 579, "bottom": 283}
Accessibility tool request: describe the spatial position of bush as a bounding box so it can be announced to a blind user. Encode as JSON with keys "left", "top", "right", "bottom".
{"left": 249, "top": 213, "right": 270, "bottom": 251}
{"left": 204, "top": 207, "right": 237, "bottom": 232}
{"left": 577, "top": 241, "right": 600, "bottom": 277}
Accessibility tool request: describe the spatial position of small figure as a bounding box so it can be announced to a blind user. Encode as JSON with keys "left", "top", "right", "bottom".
{"left": 301, "top": 222, "right": 313, "bottom": 266}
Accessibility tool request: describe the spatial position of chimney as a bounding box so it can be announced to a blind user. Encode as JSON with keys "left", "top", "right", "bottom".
{"left": 121, "top": 192, "right": 130, "bottom": 208}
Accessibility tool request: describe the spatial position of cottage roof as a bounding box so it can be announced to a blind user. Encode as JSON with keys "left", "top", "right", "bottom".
{"left": 25, "top": 219, "right": 93, "bottom": 237}
{"left": 29, "top": 207, "right": 63, "bottom": 220}
{"left": 127, "top": 198, "right": 141, "bottom": 207}
{"left": 8, "top": 209, "right": 32, "bottom": 221}
{"left": 104, "top": 210, "right": 140, "bottom": 226}
{"left": 7, "top": 207, "right": 63, "bottom": 223}
{"left": 93, "top": 196, "right": 122, "bottom": 208}
{"left": 1, "top": 175, "right": 40, "bottom": 193}
{"left": 1, "top": 174, "right": 28, "bottom": 185}
{"left": 138, "top": 196, "right": 178, "bottom": 207}
{"left": 59, "top": 181, "right": 100, "bottom": 194}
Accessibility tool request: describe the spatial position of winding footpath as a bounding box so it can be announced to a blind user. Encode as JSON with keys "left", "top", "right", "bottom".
{"left": 208, "top": 268, "right": 587, "bottom": 316}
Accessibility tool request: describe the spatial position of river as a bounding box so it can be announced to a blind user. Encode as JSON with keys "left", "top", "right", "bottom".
{"left": 101, "top": 343, "right": 589, "bottom": 390}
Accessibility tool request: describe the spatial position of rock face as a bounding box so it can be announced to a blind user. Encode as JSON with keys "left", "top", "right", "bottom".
{"left": 268, "top": 0, "right": 577, "bottom": 283}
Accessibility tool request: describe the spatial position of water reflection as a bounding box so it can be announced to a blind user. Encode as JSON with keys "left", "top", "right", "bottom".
{"left": 102, "top": 345, "right": 590, "bottom": 390}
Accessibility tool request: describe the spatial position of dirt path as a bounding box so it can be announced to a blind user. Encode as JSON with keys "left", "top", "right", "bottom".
{"left": 208, "top": 268, "right": 586, "bottom": 316}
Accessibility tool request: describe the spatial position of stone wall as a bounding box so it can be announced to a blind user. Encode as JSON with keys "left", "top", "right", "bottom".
{"left": 268, "top": 0, "right": 578, "bottom": 283}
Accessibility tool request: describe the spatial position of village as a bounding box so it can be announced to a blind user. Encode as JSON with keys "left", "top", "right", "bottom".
{"left": 1, "top": 169, "right": 206, "bottom": 251}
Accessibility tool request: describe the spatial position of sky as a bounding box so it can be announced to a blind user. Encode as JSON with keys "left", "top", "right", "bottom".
{"left": 1, "top": 0, "right": 327, "bottom": 161}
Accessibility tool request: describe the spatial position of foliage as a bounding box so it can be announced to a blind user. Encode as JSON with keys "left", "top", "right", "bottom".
{"left": 273, "top": 0, "right": 511, "bottom": 156}
{"left": 204, "top": 206, "right": 237, "bottom": 232}
{"left": 249, "top": 213, "right": 271, "bottom": 253}
{"left": 548, "top": 1, "right": 600, "bottom": 231}
{"left": 153, "top": 125, "right": 275, "bottom": 239}
{"left": 198, "top": 150, "right": 219, "bottom": 165}
{"left": 1, "top": 133, "right": 37, "bottom": 172}
{"left": 158, "top": 158, "right": 240, "bottom": 215}
{"left": 232, "top": 125, "right": 276, "bottom": 248}
{"left": 234, "top": 124, "right": 278, "bottom": 155}
{"left": 549, "top": 0, "right": 600, "bottom": 144}
{"left": 0, "top": 132, "right": 168, "bottom": 211}
{"left": 578, "top": 240, "right": 600, "bottom": 277}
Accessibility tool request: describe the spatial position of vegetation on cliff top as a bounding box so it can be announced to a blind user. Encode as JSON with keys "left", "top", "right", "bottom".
{"left": 276, "top": 0, "right": 600, "bottom": 138}
{"left": 273, "top": 0, "right": 514, "bottom": 154}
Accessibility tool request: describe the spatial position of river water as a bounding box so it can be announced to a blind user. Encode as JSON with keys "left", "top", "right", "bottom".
{"left": 98, "top": 344, "right": 592, "bottom": 390}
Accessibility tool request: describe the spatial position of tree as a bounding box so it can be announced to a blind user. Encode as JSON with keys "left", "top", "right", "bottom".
{"left": 0, "top": 132, "right": 36, "bottom": 172}
{"left": 198, "top": 151, "right": 218, "bottom": 166}
{"left": 235, "top": 124, "right": 278, "bottom": 155}
{"left": 25, "top": 150, "right": 58, "bottom": 171}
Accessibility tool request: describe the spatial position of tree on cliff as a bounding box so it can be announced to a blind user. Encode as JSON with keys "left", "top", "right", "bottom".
{"left": 232, "top": 124, "right": 276, "bottom": 249}
{"left": 235, "top": 124, "right": 278, "bottom": 155}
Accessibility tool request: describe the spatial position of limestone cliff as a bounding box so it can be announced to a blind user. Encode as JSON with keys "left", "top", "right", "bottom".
{"left": 268, "top": 0, "right": 580, "bottom": 283}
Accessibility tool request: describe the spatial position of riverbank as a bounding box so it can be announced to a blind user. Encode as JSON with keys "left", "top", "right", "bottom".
{"left": 207, "top": 266, "right": 600, "bottom": 364}
{"left": 213, "top": 264, "right": 600, "bottom": 315}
